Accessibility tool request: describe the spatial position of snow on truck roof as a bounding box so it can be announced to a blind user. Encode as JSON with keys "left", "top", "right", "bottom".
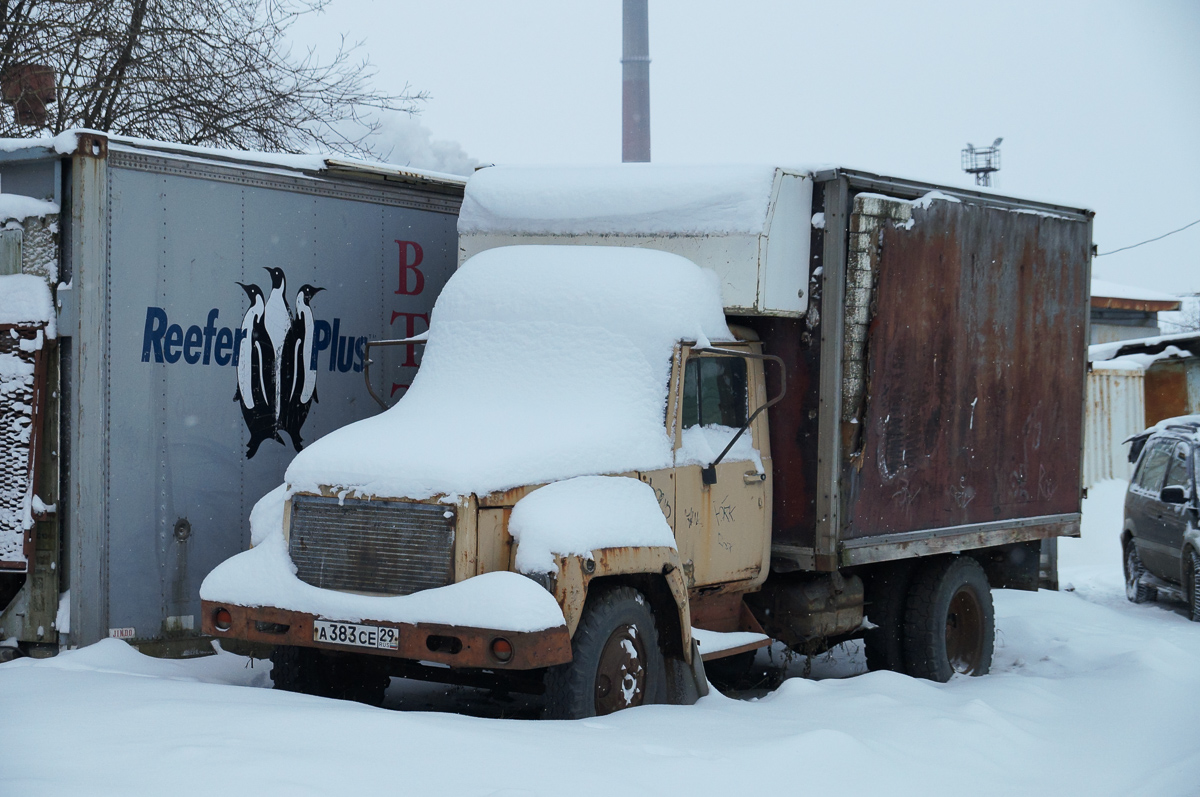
{"left": 284, "top": 245, "right": 733, "bottom": 501}
{"left": 459, "top": 164, "right": 812, "bottom": 236}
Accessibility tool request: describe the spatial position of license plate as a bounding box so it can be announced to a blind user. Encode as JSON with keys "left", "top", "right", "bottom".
{"left": 312, "top": 620, "right": 399, "bottom": 651}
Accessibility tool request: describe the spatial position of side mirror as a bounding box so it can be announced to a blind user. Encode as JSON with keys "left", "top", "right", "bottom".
{"left": 1160, "top": 485, "right": 1189, "bottom": 505}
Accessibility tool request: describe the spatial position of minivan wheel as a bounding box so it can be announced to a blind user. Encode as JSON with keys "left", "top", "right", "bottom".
{"left": 902, "top": 556, "right": 994, "bottom": 682}
{"left": 1123, "top": 541, "right": 1155, "bottom": 604}
{"left": 1186, "top": 551, "right": 1200, "bottom": 623}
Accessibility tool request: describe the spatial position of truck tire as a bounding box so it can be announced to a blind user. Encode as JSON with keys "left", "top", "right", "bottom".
{"left": 322, "top": 654, "right": 391, "bottom": 706}
{"left": 270, "top": 645, "right": 389, "bottom": 707}
{"left": 270, "top": 645, "right": 327, "bottom": 696}
{"left": 902, "top": 556, "right": 994, "bottom": 682}
{"left": 1187, "top": 551, "right": 1200, "bottom": 623}
{"left": 543, "top": 586, "right": 666, "bottom": 719}
{"left": 1123, "top": 540, "right": 1155, "bottom": 604}
{"left": 863, "top": 562, "right": 915, "bottom": 673}
{"left": 704, "top": 650, "right": 757, "bottom": 692}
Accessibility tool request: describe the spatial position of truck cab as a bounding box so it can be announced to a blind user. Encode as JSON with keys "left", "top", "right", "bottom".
{"left": 201, "top": 244, "right": 758, "bottom": 715}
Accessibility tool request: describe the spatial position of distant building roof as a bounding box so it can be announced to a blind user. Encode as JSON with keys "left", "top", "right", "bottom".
{"left": 1090, "top": 330, "right": 1199, "bottom": 363}
{"left": 1091, "top": 278, "right": 1181, "bottom": 312}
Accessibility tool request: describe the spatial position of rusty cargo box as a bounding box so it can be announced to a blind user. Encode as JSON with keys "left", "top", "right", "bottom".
{"left": 752, "top": 170, "right": 1092, "bottom": 571}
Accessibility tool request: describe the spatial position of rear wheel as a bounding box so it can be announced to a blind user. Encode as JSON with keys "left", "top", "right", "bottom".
{"left": 704, "top": 650, "right": 757, "bottom": 692}
{"left": 863, "top": 562, "right": 915, "bottom": 673}
{"left": 902, "top": 557, "right": 994, "bottom": 682}
{"left": 1123, "top": 540, "right": 1155, "bottom": 604}
{"left": 543, "top": 586, "right": 666, "bottom": 719}
{"left": 1186, "top": 551, "right": 1200, "bottom": 623}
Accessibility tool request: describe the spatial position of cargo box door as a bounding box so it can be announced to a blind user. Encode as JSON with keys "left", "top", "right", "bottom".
{"left": 839, "top": 193, "right": 1089, "bottom": 543}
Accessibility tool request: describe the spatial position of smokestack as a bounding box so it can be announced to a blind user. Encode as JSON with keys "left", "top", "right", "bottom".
{"left": 622, "top": 0, "right": 650, "bottom": 162}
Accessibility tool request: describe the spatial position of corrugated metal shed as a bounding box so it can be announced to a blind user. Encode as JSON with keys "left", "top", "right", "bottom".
{"left": 1083, "top": 364, "right": 1145, "bottom": 487}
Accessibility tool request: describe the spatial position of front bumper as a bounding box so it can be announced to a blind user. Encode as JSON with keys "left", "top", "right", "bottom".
{"left": 201, "top": 600, "right": 573, "bottom": 670}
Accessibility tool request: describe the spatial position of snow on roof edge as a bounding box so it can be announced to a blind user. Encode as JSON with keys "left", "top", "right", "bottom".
{"left": 1090, "top": 278, "right": 1180, "bottom": 303}
{"left": 1089, "top": 330, "right": 1200, "bottom": 362}
{"left": 0, "top": 129, "right": 467, "bottom": 186}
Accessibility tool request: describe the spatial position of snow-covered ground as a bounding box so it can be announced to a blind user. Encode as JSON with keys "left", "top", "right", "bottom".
{"left": 3, "top": 479, "right": 1198, "bottom": 796}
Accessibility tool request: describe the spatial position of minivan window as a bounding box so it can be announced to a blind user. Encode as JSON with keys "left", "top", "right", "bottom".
{"left": 1136, "top": 442, "right": 1171, "bottom": 493}
{"left": 1163, "top": 442, "right": 1191, "bottom": 494}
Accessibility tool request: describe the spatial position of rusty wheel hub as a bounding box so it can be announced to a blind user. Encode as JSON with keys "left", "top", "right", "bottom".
{"left": 945, "top": 585, "right": 984, "bottom": 675}
{"left": 594, "top": 623, "right": 646, "bottom": 715}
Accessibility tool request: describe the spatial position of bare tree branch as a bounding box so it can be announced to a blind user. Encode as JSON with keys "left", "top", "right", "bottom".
{"left": 0, "top": 0, "right": 423, "bottom": 156}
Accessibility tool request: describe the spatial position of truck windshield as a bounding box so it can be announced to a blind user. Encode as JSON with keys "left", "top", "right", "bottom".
{"left": 681, "top": 356, "right": 747, "bottom": 429}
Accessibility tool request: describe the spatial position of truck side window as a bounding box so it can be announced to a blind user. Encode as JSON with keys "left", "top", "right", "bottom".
{"left": 681, "top": 356, "right": 748, "bottom": 430}
{"left": 1163, "top": 442, "right": 1191, "bottom": 493}
{"left": 1135, "top": 442, "right": 1171, "bottom": 493}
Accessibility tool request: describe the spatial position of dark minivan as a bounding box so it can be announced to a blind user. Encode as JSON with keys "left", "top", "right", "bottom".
{"left": 1123, "top": 416, "right": 1200, "bottom": 621}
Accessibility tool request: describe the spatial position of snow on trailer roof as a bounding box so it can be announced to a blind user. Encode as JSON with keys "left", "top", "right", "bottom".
{"left": 0, "top": 129, "right": 467, "bottom": 187}
{"left": 284, "top": 245, "right": 733, "bottom": 501}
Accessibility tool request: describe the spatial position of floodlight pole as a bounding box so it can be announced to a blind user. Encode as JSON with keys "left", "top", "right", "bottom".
{"left": 622, "top": 0, "right": 650, "bottom": 162}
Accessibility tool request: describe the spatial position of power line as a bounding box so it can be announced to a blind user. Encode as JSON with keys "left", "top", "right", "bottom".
{"left": 1096, "top": 217, "right": 1200, "bottom": 256}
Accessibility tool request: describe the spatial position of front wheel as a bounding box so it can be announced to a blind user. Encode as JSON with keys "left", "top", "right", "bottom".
{"left": 1123, "top": 540, "right": 1155, "bottom": 604}
{"left": 270, "top": 645, "right": 389, "bottom": 706}
{"left": 903, "top": 556, "right": 994, "bottom": 682}
{"left": 1186, "top": 550, "right": 1200, "bottom": 623}
{"left": 543, "top": 586, "right": 666, "bottom": 719}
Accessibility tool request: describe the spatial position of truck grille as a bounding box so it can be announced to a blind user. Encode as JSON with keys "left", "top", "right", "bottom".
{"left": 288, "top": 494, "right": 456, "bottom": 596}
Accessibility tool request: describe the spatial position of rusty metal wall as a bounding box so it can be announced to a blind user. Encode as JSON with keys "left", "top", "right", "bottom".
{"left": 1083, "top": 366, "right": 1145, "bottom": 486}
{"left": 1144, "top": 360, "right": 1191, "bottom": 427}
{"left": 843, "top": 198, "right": 1090, "bottom": 538}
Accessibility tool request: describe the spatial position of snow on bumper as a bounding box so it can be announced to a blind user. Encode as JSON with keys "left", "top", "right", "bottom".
{"left": 199, "top": 532, "right": 572, "bottom": 670}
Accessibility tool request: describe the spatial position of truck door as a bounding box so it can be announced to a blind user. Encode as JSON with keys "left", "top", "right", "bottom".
{"left": 672, "top": 347, "right": 769, "bottom": 588}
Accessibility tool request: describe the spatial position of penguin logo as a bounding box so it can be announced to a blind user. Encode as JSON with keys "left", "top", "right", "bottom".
{"left": 279, "top": 284, "right": 324, "bottom": 451}
{"left": 233, "top": 269, "right": 323, "bottom": 459}
{"left": 262, "top": 266, "right": 291, "bottom": 418}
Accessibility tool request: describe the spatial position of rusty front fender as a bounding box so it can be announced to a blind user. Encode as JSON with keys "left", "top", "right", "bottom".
{"left": 551, "top": 546, "right": 693, "bottom": 664}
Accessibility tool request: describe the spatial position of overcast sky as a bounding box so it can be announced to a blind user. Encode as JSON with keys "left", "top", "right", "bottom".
{"left": 292, "top": 1, "right": 1200, "bottom": 295}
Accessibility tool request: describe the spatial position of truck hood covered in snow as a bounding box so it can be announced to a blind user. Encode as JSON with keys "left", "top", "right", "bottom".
{"left": 284, "top": 245, "right": 733, "bottom": 500}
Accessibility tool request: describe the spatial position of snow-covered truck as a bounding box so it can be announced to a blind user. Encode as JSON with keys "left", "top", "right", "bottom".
{"left": 200, "top": 165, "right": 1092, "bottom": 715}
{"left": 0, "top": 131, "right": 464, "bottom": 658}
